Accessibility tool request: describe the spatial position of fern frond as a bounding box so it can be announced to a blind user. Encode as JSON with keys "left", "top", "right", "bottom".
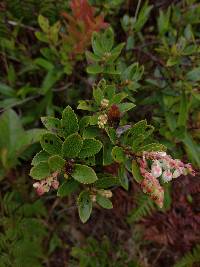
{"left": 174, "top": 244, "right": 200, "bottom": 267}
{"left": 5, "top": 0, "right": 68, "bottom": 24}
{"left": 127, "top": 193, "right": 155, "bottom": 223}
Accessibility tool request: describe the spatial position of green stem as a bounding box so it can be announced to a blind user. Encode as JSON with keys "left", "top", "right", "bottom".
{"left": 134, "top": 0, "right": 142, "bottom": 21}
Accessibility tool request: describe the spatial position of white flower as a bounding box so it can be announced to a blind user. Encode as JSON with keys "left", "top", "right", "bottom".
{"left": 151, "top": 160, "right": 162, "bottom": 178}
{"left": 160, "top": 159, "right": 171, "bottom": 170}
{"left": 162, "top": 170, "right": 172, "bottom": 183}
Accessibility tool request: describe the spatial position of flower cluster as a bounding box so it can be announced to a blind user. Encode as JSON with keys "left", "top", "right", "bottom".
{"left": 98, "top": 114, "right": 108, "bottom": 128}
{"left": 139, "top": 151, "right": 195, "bottom": 208}
{"left": 33, "top": 171, "right": 59, "bottom": 196}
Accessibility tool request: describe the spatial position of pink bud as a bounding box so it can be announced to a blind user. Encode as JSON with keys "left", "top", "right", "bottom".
{"left": 36, "top": 186, "right": 45, "bottom": 196}
{"left": 52, "top": 180, "right": 59, "bottom": 190}
{"left": 151, "top": 161, "right": 162, "bottom": 178}
{"left": 185, "top": 164, "right": 195, "bottom": 176}
{"left": 33, "top": 182, "right": 40, "bottom": 188}
{"left": 156, "top": 152, "right": 167, "bottom": 157}
{"left": 162, "top": 170, "right": 172, "bottom": 182}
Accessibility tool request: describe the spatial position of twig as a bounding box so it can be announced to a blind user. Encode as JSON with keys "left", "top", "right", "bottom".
{"left": 133, "top": 46, "right": 165, "bottom": 67}
{"left": 7, "top": 20, "right": 37, "bottom": 32}
{"left": 152, "top": 246, "right": 166, "bottom": 265}
{"left": 53, "top": 83, "right": 73, "bottom": 92}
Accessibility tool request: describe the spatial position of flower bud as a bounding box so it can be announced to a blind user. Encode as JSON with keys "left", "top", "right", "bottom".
{"left": 162, "top": 170, "right": 172, "bottom": 182}
{"left": 101, "top": 98, "right": 109, "bottom": 109}
{"left": 151, "top": 160, "right": 162, "bottom": 178}
{"left": 52, "top": 179, "right": 59, "bottom": 189}
{"left": 36, "top": 186, "right": 45, "bottom": 196}
{"left": 98, "top": 114, "right": 108, "bottom": 129}
{"left": 98, "top": 189, "right": 112, "bottom": 198}
{"left": 33, "top": 182, "right": 40, "bottom": 188}
{"left": 90, "top": 194, "right": 96, "bottom": 202}
{"left": 172, "top": 168, "right": 183, "bottom": 179}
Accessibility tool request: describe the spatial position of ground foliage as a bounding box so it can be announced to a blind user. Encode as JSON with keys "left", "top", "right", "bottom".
{"left": 0, "top": 0, "right": 200, "bottom": 266}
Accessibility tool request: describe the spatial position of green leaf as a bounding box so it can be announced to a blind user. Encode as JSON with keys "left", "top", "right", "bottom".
{"left": 35, "top": 31, "right": 48, "bottom": 42}
{"left": 121, "top": 63, "right": 144, "bottom": 82}
{"left": 103, "top": 142, "right": 114, "bottom": 165}
{"left": 132, "top": 160, "right": 143, "bottom": 183}
{"left": 132, "top": 134, "right": 145, "bottom": 152}
{"left": 57, "top": 179, "right": 79, "bottom": 197}
{"left": 78, "top": 139, "right": 102, "bottom": 158}
{"left": 111, "top": 146, "right": 126, "bottom": 163}
{"left": 118, "top": 102, "right": 135, "bottom": 112}
{"left": 177, "top": 91, "right": 188, "bottom": 127}
{"left": 38, "top": 15, "right": 49, "bottom": 33}
{"left": 108, "top": 43, "right": 125, "bottom": 62}
{"left": 87, "top": 64, "right": 103, "bottom": 74}
{"left": 192, "top": 92, "right": 200, "bottom": 101}
{"left": 0, "top": 109, "right": 25, "bottom": 169}
{"left": 101, "top": 27, "right": 114, "bottom": 52}
{"left": 82, "top": 127, "right": 99, "bottom": 139}
{"left": 89, "top": 115, "right": 99, "bottom": 125}
{"left": 78, "top": 191, "right": 92, "bottom": 223}
{"left": 61, "top": 106, "right": 79, "bottom": 137}
{"left": 95, "top": 176, "right": 120, "bottom": 189}
{"left": 119, "top": 166, "right": 129, "bottom": 190}
{"left": 34, "top": 58, "right": 54, "bottom": 71}
{"left": 48, "top": 155, "right": 65, "bottom": 171}
{"left": 96, "top": 194, "right": 113, "bottom": 209}
{"left": 32, "top": 150, "right": 49, "bottom": 166}
{"left": 105, "top": 127, "right": 117, "bottom": 144}
{"left": 77, "top": 100, "right": 96, "bottom": 111}
{"left": 79, "top": 116, "right": 90, "bottom": 133}
{"left": 41, "top": 68, "right": 63, "bottom": 94}
{"left": 41, "top": 133, "right": 63, "bottom": 155}
{"left": 157, "top": 7, "right": 171, "bottom": 36}
{"left": 85, "top": 51, "right": 101, "bottom": 62}
{"left": 93, "top": 88, "right": 104, "bottom": 105}
{"left": 30, "top": 161, "right": 50, "bottom": 180}
{"left": 91, "top": 32, "right": 104, "bottom": 57}
{"left": 49, "top": 21, "right": 60, "bottom": 43}
{"left": 0, "top": 82, "right": 15, "bottom": 97}
{"left": 128, "top": 120, "right": 147, "bottom": 138}
{"left": 21, "top": 129, "right": 46, "bottom": 149}
{"left": 71, "top": 164, "right": 98, "bottom": 184}
{"left": 182, "top": 132, "right": 200, "bottom": 167}
{"left": 62, "top": 133, "right": 83, "bottom": 159}
{"left": 186, "top": 67, "right": 200, "bottom": 82}
{"left": 41, "top": 116, "right": 61, "bottom": 134}
{"left": 134, "top": 2, "right": 153, "bottom": 32}
{"left": 110, "top": 92, "right": 127, "bottom": 104}
{"left": 138, "top": 143, "right": 167, "bottom": 152}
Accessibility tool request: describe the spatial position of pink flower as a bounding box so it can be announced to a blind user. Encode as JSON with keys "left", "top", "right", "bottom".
{"left": 33, "top": 171, "right": 60, "bottom": 195}
{"left": 138, "top": 151, "right": 195, "bottom": 208}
